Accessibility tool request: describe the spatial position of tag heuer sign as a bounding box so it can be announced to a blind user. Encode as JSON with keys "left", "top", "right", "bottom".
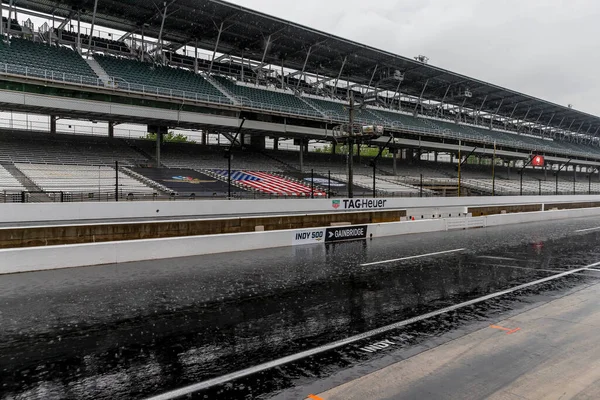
{"left": 332, "top": 200, "right": 341, "bottom": 209}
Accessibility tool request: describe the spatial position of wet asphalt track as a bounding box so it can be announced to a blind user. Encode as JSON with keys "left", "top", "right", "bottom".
{"left": 3, "top": 217, "right": 600, "bottom": 399}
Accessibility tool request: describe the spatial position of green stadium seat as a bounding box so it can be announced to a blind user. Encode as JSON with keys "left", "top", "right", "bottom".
{"left": 94, "top": 55, "right": 231, "bottom": 103}
{"left": 213, "top": 76, "right": 319, "bottom": 116}
{"left": 0, "top": 38, "right": 96, "bottom": 84}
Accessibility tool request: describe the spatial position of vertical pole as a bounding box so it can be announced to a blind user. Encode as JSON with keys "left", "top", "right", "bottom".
{"left": 155, "top": 129, "right": 161, "bottom": 166}
{"left": 348, "top": 95, "right": 354, "bottom": 198}
{"left": 194, "top": 39, "right": 199, "bottom": 74}
{"left": 328, "top": 170, "right": 331, "bottom": 198}
{"left": 140, "top": 26, "right": 145, "bottom": 62}
{"left": 520, "top": 171, "right": 523, "bottom": 196}
{"left": 492, "top": 141, "right": 496, "bottom": 196}
{"left": 228, "top": 152, "right": 232, "bottom": 199}
{"left": 555, "top": 173, "right": 558, "bottom": 195}
{"left": 372, "top": 162, "right": 376, "bottom": 198}
{"left": 157, "top": 2, "right": 168, "bottom": 63}
{"left": 209, "top": 22, "right": 224, "bottom": 74}
{"left": 311, "top": 168, "right": 314, "bottom": 199}
{"left": 420, "top": 173, "right": 423, "bottom": 197}
{"left": 457, "top": 140, "right": 461, "bottom": 197}
{"left": 299, "top": 140, "right": 304, "bottom": 173}
{"left": 77, "top": 12, "right": 82, "bottom": 54}
{"left": 0, "top": 0, "right": 3, "bottom": 38}
{"left": 115, "top": 160, "right": 119, "bottom": 201}
{"left": 573, "top": 176, "right": 576, "bottom": 195}
{"left": 589, "top": 173, "right": 592, "bottom": 195}
{"left": 86, "top": 0, "right": 99, "bottom": 58}
{"left": 538, "top": 179, "right": 541, "bottom": 196}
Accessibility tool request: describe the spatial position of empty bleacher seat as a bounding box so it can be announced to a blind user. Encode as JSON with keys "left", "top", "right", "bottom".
{"left": 94, "top": 55, "right": 230, "bottom": 103}
{"left": 0, "top": 130, "right": 144, "bottom": 166}
{"left": 213, "top": 76, "right": 319, "bottom": 116}
{"left": 0, "top": 38, "right": 97, "bottom": 84}
{"left": 0, "top": 164, "right": 24, "bottom": 192}
{"left": 15, "top": 163, "right": 154, "bottom": 195}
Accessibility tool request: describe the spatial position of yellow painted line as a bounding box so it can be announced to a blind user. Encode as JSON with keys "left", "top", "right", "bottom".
{"left": 490, "top": 325, "right": 521, "bottom": 334}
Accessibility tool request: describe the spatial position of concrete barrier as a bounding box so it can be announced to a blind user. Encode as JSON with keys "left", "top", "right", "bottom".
{"left": 3, "top": 206, "right": 600, "bottom": 275}
{"left": 3, "top": 195, "right": 600, "bottom": 224}
{"left": 0, "top": 209, "right": 405, "bottom": 249}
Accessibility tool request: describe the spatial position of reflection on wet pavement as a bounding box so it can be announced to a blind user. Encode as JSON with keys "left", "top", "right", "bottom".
{"left": 2, "top": 217, "right": 600, "bottom": 399}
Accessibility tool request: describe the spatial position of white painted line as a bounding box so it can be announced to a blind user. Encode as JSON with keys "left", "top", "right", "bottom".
{"left": 574, "top": 226, "right": 600, "bottom": 233}
{"left": 143, "top": 261, "right": 600, "bottom": 400}
{"left": 360, "top": 248, "right": 466, "bottom": 267}
{"left": 477, "top": 256, "right": 523, "bottom": 261}
{"left": 484, "top": 264, "right": 565, "bottom": 274}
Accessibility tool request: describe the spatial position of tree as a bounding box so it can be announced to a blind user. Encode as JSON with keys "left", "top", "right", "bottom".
{"left": 142, "top": 131, "right": 195, "bottom": 143}
{"left": 316, "top": 143, "right": 391, "bottom": 157}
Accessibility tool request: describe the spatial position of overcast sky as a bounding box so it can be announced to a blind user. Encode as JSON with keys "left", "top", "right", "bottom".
{"left": 228, "top": 0, "right": 600, "bottom": 115}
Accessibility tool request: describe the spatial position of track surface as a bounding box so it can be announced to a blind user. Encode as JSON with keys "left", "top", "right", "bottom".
{"left": 3, "top": 217, "right": 600, "bottom": 399}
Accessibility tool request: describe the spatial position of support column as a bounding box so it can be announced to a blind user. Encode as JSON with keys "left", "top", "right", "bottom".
{"left": 149, "top": 125, "right": 165, "bottom": 167}
{"left": 155, "top": 128, "right": 163, "bottom": 167}
{"left": 194, "top": 40, "right": 199, "bottom": 74}
{"left": 50, "top": 115, "right": 57, "bottom": 134}
{"left": 0, "top": 0, "right": 3, "bottom": 37}
{"left": 250, "top": 135, "right": 266, "bottom": 150}
{"left": 507, "top": 161, "right": 511, "bottom": 180}
{"left": 77, "top": 11, "right": 81, "bottom": 54}
{"left": 331, "top": 142, "right": 336, "bottom": 155}
{"left": 108, "top": 121, "right": 114, "bottom": 138}
{"left": 273, "top": 137, "right": 278, "bottom": 151}
{"left": 434, "top": 151, "right": 438, "bottom": 163}
{"left": 299, "top": 140, "right": 304, "bottom": 173}
{"left": 393, "top": 148, "right": 397, "bottom": 175}
{"left": 544, "top": 164, "right": 548, "bottom": 180}
{"left": 86, "top": 0, "right": 99, "bottom": 57}
{"left": 201, "top": 131, "right": 207, "bottom": 145}
{"left": 574, "top": 165, "right": 577, "bottom": 181}
{"left": 240, "top": 133, "right": 245, "bottom": 147}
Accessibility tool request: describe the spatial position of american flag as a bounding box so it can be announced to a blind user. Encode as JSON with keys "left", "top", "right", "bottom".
{"left": 213, "top": 170, "right": 326, "bottom": 196}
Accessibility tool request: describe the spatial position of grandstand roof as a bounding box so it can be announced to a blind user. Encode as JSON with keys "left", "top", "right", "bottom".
{"left": 12, "top": 0, "right": 600, "bottom": 135}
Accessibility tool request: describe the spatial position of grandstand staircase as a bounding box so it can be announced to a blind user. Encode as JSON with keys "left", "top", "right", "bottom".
{"left": 203, "top": 74, "right": 240, "bottom": 105}
{"left": 259, "top": 150, "right": 300, "bottom": 172}
{"left": 0, "top": 161, "right": 50, "bottom": 201}
{"left": 365, "top": 109, "right": 394, "bottom": 125}
{"left": 120, "top": 166, "right": 171, "bottom": 195}
{"left": 121, "top": 139, "right": 162, "bottom": 167}
{"left": 298, "top": 96, "right": 326, "bottom": 117}
{"left": 85, "top": 58, "right": 112, "bottom": 87}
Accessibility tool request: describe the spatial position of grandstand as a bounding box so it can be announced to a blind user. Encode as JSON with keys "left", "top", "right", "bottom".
{"left": 0, "top": 0, "right": 599, "bottom": 202}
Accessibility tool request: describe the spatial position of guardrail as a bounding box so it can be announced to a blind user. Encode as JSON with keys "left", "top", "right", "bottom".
{"left": 1, "top": 61, "right": 599, "bottom": 161}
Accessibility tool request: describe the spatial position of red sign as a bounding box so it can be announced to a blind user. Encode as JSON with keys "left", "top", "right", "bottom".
{"left": 531, "top": 155, "right": 545, "bottom": 167}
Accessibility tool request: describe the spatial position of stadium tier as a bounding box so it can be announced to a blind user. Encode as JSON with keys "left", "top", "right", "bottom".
{"left": 0, "top": 130, "right": 597, "bottom": 200}
{"left": 0, "top": 35, "right": 598, "bottom": 161}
